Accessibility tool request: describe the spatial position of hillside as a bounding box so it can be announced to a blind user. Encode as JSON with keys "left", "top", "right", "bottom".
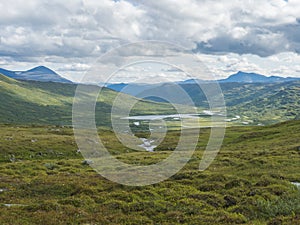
{"left": 0, "top": 74, "right": 176, "bottom": 126}
{"left": 108, "top": 80, "right": 300, "bottom": 125}
{"left": 226, "top": 81, "right": 300, "bottom": 124}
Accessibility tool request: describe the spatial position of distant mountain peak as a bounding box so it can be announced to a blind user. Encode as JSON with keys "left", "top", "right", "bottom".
{"left": 0, "top": 66, "right": 72, "bottom": 83}
{"left": 220, "top": 71, "right": 299, "bottom": 83}
{"left": 35, "top": 65, "right": 48, "bottom": 69}
{"left": 232, "top": 71, "right": 264, "bottom": 77}
{"left": 25, "top": 66, "right": 59, "bottom": 75}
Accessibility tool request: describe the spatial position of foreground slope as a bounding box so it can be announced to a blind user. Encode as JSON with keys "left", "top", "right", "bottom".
{"left": 0, "top": 120, "right": 299, "bottom": 224}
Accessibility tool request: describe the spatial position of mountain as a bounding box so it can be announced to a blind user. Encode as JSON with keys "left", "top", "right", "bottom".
{"left": 106, "top": 82, "right": 165, "bottom": 98}
{"left": 107, "top": 83, "right": 128, "bottom": 92}
{"left": 219, "top": 71, "right": 300, "bottom": 83}
{"left": 176, "top": 78, "right": 206, "bottom": 84}
{"left": 0, "top": 66, "right": 72, "bottom": 83}
{"left": 0, "top": 68, "right": 17, "bottom": 78}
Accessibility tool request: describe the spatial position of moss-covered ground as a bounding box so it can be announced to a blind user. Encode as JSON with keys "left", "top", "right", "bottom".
{"left": 0, "top": 121, "right": 300, "bottom": 224}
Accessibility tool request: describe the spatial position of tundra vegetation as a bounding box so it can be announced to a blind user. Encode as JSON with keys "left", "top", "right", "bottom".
{"left": 0, "top": 120, "right": 300, "bottom": 224}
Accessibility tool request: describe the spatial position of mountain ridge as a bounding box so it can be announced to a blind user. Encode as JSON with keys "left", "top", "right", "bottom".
{"left": 219, "top": 71, "right": 300, "bottom": 83}
{"left": 1, "top": 66, "right": 299, "bottom": 84}
{"left": 107, "top": 71, "right": 300, "bottom": 92}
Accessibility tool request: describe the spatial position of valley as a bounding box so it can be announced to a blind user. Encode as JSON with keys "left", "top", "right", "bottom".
{"left": 1, "top": 71, "right": 299, "bottom": 127}
{"left": 0, "top": 72, "right": 299, "bottom": 224}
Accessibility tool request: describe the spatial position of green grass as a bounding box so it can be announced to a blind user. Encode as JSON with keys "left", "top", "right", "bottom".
{"left": 220, "top": 81, "right": 300, "bottom": 125}
{"left": 0, "top": 120, "right": 300, "bottom": 224}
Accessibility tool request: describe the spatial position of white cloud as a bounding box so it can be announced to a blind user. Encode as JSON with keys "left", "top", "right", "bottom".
{"left": 0, "top": 0, "right": 300, "bottom": 80}
{"left": 197, "top": 51, "right": 300, "bottom": 78}
{"left": 57, "top": 63, "right": 90, "bottom": 72}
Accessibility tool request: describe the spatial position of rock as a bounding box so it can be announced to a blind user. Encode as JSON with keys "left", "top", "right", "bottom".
{"left": 9, "top": 154, "right": 15, "bottom": 162}
{"left": 224, "top": 195, "right": 237, "bottom": 207}
{"left": 247, "top": 190, "right": 256, "bottom": 196}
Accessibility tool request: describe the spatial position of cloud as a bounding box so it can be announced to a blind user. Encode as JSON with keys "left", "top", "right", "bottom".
{"left": 0, "top": 0, "right": 300, "bottom": 79}
{"left": 131, "top": 0, "right": 300, "bottom": 56}
{"left": 197, "top": 51, "right": 300, "bottom": 78}
{"left": 57, "top": 63, "right": 90, "bottom": 72}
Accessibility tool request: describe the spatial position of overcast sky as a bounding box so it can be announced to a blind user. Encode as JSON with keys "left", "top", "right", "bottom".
{"left": 1, "top": 0, "right": 300, "bottom": 81}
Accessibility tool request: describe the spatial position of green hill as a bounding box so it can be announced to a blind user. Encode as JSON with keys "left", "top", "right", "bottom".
{"left": 227, "top": 81, "right": 300, "bottom": 124}
{"left": 177, "top": 81, "right": 300, "bottom": 124}
{"left": 0, "top": 74, "right": 176, "bottom": 126}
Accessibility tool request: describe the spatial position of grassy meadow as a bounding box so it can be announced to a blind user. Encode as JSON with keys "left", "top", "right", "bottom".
{"left": 0, "top": 120, "right": 300, "bottom": 224}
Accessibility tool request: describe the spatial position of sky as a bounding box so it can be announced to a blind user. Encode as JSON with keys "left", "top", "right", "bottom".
{"left": 1, "top": 0, "right": 300, "bottom": 82}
